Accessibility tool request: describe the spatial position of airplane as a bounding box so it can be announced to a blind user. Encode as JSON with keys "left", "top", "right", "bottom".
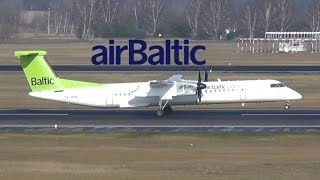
{"left": 15, "top": 50, "right": 302, "bottom": 117}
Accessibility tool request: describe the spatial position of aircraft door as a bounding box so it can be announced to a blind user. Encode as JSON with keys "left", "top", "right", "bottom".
{"left": 240, "top": 88, "right": 246, "bottom": 100}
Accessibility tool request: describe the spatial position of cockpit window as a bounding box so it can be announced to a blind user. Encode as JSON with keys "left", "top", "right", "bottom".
{"left": 271, "top": 83, "right": 286, "bottom": 88}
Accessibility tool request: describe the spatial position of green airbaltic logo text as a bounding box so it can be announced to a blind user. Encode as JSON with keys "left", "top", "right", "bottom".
{"left": 31, "top": 77, "right": 54, "bottom": 86}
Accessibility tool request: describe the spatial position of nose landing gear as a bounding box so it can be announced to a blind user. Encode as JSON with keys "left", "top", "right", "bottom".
{"left": 284, "top": 102, "right": 290, "bottom": 110}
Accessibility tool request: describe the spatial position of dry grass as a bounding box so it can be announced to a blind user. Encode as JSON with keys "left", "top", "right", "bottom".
{"left": 0, "top": 72, "right": 319, "bottom": 109}
{"left": 1, "top": 41, "right": 320, "bottom": 65}
{"left": 0, "top": 133, "right": 319, "bottom": 180}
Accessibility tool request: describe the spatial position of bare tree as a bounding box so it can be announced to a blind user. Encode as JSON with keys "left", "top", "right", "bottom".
{"left": 53, "top": 1, "right": 63, "bottom": 34}
{"left": 308, "top": 0, "right": 320, "bottom": 32}
{"left": 186, "top": 0, "right": 202, "bottom": 37}
{"left": 48, "top": 0, "right": 75, "bottom": 35}
{"left": 75, "top": 0, "right": 100, "bottom": 39}
{"left": 202, "top": 0, "right": 231, "bottom": 39}
{"left": 257, "top": 0, "right": 277, "bottom": 33}
{"left": 275, "top": 0, "right": 293, "bottom": 32}
{"left": 0, "top": 0, "right": 21, "bottom": 40}
{"left": 100, "top": 0, "right": 119, "bottom": 24}
{"left": 48, "top": 7, "right": 51, "bottom": 35}
{"left": 241, "top": 0, "right": 258, "bottom": 38}
{"left": 133, "top": 0, "right": 142, "bottom": 28}
{"left": 143, "top": 0, "right": 166, "bottom": 34}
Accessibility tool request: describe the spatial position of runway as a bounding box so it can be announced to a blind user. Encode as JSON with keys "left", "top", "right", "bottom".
{"left": 2, "top": 65, "right": 320, "bottom": 73}
{"left": 0, "top": 109, "right": 320, "bottom": 132}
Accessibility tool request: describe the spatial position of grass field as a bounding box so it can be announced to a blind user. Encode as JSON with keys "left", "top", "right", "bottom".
{"left": 0, "top": 72, "right": 318, "bottom": 109}
{"left": 1, "top": 41, "right": 320, "bottom": 66}
{"left": 0, "top": 132, "right": 319, "bottom": 180}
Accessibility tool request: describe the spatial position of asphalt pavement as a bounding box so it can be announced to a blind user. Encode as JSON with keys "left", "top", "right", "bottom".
{"left": 1, "top": 109, "right": 319, "bottom": 132}
{"left": 1, "top": 65, "right": 320, "bottom": 73}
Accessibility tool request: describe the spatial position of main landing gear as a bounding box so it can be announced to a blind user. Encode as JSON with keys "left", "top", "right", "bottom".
{"left": 156, "top": 100, "right": 173, "bottom": 117}
{"left": 284, "top": 102, "right": 290, "bottom": 110}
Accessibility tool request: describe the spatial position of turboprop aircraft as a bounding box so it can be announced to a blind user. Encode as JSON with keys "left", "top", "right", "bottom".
{"left": 15, "top": 50, "right": 302, "bottom": 117}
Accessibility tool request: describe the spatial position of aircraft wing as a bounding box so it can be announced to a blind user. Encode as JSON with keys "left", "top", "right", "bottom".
{"left": 168, "top": 75, "right": 183, "bottom": 82}
{"left": 149, "top": 80, "right": 174, "bottom": 88}
{"left": 149, "top": 75, "right": 183, "bottom": 88}
{"left": 145, "top": 75, "right": 197, "bottom": 100}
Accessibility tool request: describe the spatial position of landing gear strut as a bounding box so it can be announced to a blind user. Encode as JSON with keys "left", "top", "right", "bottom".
{"left": 156, "top": 100, "right": 172, "bottom": 117}
{"left": 284, "top": 102, "right": 290, "bottom": 110}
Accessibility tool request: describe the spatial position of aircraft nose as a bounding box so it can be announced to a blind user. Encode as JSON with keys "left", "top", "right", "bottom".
{"left": 288, "top": 89, "right": 302, "bottom": 100}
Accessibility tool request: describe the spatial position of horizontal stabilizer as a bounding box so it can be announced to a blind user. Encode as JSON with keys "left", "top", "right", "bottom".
{"left": 15, "top": 50, "right": 47, "bottom": 57}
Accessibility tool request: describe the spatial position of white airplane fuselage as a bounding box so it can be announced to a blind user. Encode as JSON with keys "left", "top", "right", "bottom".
{"left": 29, "top": 79, "right": 302, "bottom": 108}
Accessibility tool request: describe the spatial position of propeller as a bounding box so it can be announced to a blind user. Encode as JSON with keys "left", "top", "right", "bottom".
{"left": 204, "top": 70, "right": 208, "bottom": 82}
{"left": 196, "top": 71, "right": 207, "bottom": 103}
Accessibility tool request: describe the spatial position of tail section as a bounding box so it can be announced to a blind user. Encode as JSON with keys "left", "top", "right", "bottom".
{"left": 15, "top": 50, "right": 103, "bottom": 92}
{"left": 15, "top": 51, "right": 63, "bottom": 91}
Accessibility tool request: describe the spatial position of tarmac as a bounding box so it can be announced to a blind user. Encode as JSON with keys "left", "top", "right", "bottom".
{"left": 1, "top": 109, "right": 319, "bottom": 132}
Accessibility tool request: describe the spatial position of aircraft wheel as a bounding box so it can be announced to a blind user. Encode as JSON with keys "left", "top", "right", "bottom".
{"left": 156, "top": 109, "right": 164, "bottom": 117}
{"left": 284, "top": 104, "right": 290, "bottom": 110}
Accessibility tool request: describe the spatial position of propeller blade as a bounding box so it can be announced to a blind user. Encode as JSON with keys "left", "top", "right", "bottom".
{"left": 198, "top": 90, "right": 202, "bottom": 103}
{"left": 196, "top": 70, "right": 206, "bottom": 103}
{"left": 204, "top": 70, "right": 208, "bottom": 82}
{"left": 199, "top": 70, "right": 202, "bottom": 83}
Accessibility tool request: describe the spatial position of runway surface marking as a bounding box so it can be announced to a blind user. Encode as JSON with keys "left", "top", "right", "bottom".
{"left": 0, "top": 113, "right": 69, "bottom": 116}
{"left": 242, "top": 114, "right": 320, "bottom": 116}
{"left": 1, "top": 125, "right": 320, "bottom": 128}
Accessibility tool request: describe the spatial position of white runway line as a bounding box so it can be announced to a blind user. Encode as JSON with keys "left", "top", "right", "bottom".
{"left": 242, "top": 114, "right": 320, "bottom": 116}
{"left": 0, "top": 125, "right": 320, "bottom": 128}
{"left": 0, "top": 114, "right": 69, "bottom": 116}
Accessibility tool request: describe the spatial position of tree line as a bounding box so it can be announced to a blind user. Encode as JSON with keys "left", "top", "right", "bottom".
{"left": 0, "top": 0, "right": 320, "bottom": 40}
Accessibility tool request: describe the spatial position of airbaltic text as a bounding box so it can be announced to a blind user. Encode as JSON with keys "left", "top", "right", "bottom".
{"left": 91, "top": 40, "right": 206, "bottom": 65}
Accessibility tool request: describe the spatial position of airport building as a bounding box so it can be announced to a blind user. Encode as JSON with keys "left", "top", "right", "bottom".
{"left": 237, "top": 32, "right": 320, "bottom": 53}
